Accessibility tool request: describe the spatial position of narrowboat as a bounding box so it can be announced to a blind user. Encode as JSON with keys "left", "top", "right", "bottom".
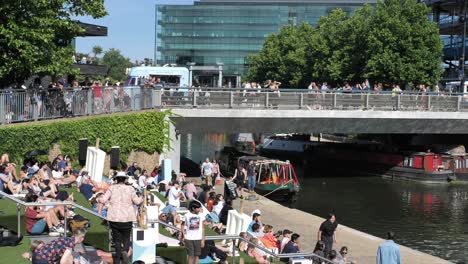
{"left": 306, "top": 143, "right": 456, "bottom": 183}
{"left": 216, "top": 148, "right": 300, "bottom": 201}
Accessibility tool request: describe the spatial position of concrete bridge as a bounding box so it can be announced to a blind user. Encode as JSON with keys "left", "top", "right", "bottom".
{"left": 3, "top": 88, "right": 468, "bottom": 173}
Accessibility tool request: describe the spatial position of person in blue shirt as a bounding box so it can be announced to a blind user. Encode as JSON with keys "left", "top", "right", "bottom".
{"left": 247, "top": 212, "right": 262, "bottom": 233}
{"left": 281, "top": 233, "right": 300, "bottom": 263}
{"left": 376, "top": 231, "right": 401, "bottom": 264}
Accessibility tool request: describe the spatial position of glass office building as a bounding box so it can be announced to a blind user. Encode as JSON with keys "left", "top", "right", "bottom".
{"left": 155, "top": 0, "right": 374, "bottom": 87}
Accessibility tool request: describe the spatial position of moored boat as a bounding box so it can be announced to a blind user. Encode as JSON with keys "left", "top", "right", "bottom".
{"left": 217, "top": 148, "right": 300, "bottom": 201}
{"left": 306, "top": 143, "right": 456, "bottom": 183}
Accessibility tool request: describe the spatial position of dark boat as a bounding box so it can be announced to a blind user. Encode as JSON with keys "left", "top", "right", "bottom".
{"left": 306, "top": 143, "right": 456, "bottom": 183}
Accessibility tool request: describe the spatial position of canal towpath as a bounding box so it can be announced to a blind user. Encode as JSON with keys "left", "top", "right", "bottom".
{"left": 188, "top": 177, "right": 452, "bottom": 264}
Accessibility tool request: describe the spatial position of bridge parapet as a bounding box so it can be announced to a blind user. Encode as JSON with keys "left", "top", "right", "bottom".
{"left": 0, "top": 87, "right": 466, "bottom": 125}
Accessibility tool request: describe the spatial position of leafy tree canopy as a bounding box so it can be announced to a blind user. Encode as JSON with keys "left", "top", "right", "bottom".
{"left": 102, "top": 48, "right": 132, "bottom": 82}
{"left": 0, "top": 0, "right": 107, "bottom": 87}
{"left": 246, "top": 0, "right": 442, "bottom": 88}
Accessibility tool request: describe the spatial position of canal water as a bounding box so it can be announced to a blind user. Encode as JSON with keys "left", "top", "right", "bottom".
{"left": 181, "top": 133, "right": 468, "bottom": 264}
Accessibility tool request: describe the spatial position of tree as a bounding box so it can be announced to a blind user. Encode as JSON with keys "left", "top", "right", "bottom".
{"left": 0, "top": 0, "right": 107, "bottom": 87}
{"left": 92, "top": 45, "right": 103, "bottom": 59}
{"left": 102, "top": 48, "right": 132, "bottom": 81}
{"left": 365, "top": 0, "right": 443, "bottom": 86}
{"left": 246, "top": 0, "right": 443, "bottom": 87}
{"left": 246, "top": 23, "right": 316, "bottom": 88}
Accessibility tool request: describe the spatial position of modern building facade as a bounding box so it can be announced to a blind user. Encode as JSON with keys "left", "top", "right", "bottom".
{"left": 423, "top": 0, "right": 468, "bottom": 83}
{"left": 155, "top": 0, "right": 375, "bottom": 87}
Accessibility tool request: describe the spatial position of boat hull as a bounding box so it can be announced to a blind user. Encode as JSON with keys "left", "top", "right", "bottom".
{"left": 308, "top": 158, "right": 455, "bottom": 183}
{"left": 254, "top": 183, "right": 299, "bottom": 201}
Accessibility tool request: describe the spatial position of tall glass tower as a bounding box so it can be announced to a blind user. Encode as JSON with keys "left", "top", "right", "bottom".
{"left": 156, "top": 0, "right": 375, "bottom": 87}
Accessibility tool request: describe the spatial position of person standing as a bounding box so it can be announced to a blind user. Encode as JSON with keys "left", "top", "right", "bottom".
{"left": 317, "top": 213, "right": 338, "bottom": 257}
{"left": 180, "top": 201, "right": 205, "bottom": 264}
{"left": 201, "top": 158, "right": 213, "bottom": 188}
{"left": 98, "top": 171, "right": 143, "bottom": 264}
{"left": 211, "top": 159, "right": 220, "bottom": 189}
{"left": 246, "top": 160, "right": 256, "bottom": 193}
{"left": 376, "top": 231, "right": 401, "bottom": 264}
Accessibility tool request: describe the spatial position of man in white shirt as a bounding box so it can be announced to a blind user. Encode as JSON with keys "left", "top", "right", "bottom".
{"left": 180, "top": 201, "right": 205, "bottom": 264}
{"left": 168, "top": 181, "right": 182, "bottom": 208}
{"left": 201, "top": 158, "right": 213, "bottom": 188}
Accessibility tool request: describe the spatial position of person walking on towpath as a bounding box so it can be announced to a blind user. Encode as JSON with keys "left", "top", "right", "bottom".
{"left": 317, "top": 213, "right": 338, "bottom": 257}
{"left": 376, "top": 231, "right": 401, "bottom": 264}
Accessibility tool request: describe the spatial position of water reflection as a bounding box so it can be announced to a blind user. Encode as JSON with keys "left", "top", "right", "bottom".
{"left": 181, "top": 133, "right": 468, "bottom": 263}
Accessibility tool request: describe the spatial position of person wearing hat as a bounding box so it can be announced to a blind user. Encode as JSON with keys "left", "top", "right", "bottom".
{"left": 98, "top": 171, "right": 143, "bottom": 264}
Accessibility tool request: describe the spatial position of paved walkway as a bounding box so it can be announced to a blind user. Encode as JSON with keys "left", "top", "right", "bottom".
{"left": 233, "top": 193, "right": 452, "bottom": 264}
{"left": 188, "top": 177, "right": 452, "bottom": 264}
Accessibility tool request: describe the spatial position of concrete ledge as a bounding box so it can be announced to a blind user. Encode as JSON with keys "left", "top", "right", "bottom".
{"left": 171, "top": 109, "right": 468, "bottom": 134}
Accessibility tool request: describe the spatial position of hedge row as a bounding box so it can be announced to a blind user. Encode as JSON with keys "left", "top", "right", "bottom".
{"left": 0, "top": 111, "right": 172, "bottom": 163}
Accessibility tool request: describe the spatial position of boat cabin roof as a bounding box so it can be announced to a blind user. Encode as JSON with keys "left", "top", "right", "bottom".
{"left": 238, "top": 156, "right": 291, "bottom": 165}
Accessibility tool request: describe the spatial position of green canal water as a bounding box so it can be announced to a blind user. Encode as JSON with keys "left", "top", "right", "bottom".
{"left": 181, "top": 133, "right": 468, "bottom": 264}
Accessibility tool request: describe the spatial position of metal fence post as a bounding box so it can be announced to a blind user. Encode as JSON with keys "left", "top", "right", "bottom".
{"left": 231, "top": 238, "right": 236, "bottom": 264}
{"left": 332, "top": 93, "right": 337, "bottom": 109}
{"left": 193, "top": 91, "right": 198, "bottom": 107}
{"left": 457, "top": 96, "right": 462, "bottom": 111}
{"left": 299, "top": 93, "right": 304, "bottom": 109}
{"left": 427, "top": 95, "right": 431, "bottom": 110}
{"left": 17, "top": 203, "right": 21, "bottom": 237}
{"left": 265, "top": 93, "right": 269, "bottom": 108}
{"left": 0, "top": 94, "right": 6, "bottom": 125}
{"left": 154, "top": 89, "right": 162, "bottom": 108}
{"left": 110, "top": 92, "right": 116, "bottom": 113}
{"left": 63, "top": 206, "right": 68, "bottom": 237}
{"left": 365, "top": 93, "right": 370, "bottom": 109}
{"left": 229, "top": 91, "right": 234, "bottom": 108}
{"left": 396, "top": 95, "right": 401, "bottom": 110}
{"left": 87, "top": 90, "right": 93, "bottom": 115}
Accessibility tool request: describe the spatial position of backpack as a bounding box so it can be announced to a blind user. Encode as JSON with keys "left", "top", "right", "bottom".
{"left": 69, "top": 215, "right": 91, "bottom": 232}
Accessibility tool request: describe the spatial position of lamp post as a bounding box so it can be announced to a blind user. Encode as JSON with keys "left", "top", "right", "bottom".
{"left": 216, "top": 62, "right": 224, "bottom": 88}
{"left": 187, "top": 62, "right": 196, "bottom": 87}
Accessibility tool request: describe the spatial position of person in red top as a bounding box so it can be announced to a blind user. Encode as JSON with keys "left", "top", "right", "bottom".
{"left": 259, "top": 225, "right": 278, "bottom": 250}
{"left": 24, "top": 193, "right": 62, "bottom": 236}
{"left": 31, "top": 228, "right": 86, "bottom": 264}
{"left": 207, "top": 191, "right": 216, "bottom": 212}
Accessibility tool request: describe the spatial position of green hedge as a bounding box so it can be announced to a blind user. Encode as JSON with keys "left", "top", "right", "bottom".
{"left": 0, "top": 111, "right": 172, "bottom": 163}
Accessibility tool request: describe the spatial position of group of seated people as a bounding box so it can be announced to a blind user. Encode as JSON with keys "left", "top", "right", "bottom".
{"left": 0, "top": 153, "right": 79, "bottom": 237}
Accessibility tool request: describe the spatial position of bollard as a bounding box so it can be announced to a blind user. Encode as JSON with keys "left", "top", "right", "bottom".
{"left": 265, "top": 93, "right": 269, "bottom": 108}
{"left": 229, "top": 91, "right": 234, "bottom": 108}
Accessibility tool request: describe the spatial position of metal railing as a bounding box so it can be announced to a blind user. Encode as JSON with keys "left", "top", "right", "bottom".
{"left": 1, "top": 87, "right": 468, "bottom": 125}
{"left": 156, "top": 218, "right": 335, "bottom": 264}
{"left": 0, "top": 190, "right": 109, "bottom": 244}
{"left": 0, "top": 190, "right": 335, "bottom": 263}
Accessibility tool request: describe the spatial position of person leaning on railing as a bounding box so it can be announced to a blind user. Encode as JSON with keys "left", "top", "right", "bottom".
{"left": 97, "top": 171, "right": 143, "bottom": 264}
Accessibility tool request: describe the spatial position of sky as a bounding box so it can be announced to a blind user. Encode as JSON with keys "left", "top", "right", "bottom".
{"left": 75, "top": 0, "right": 194, "bottom": 62}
